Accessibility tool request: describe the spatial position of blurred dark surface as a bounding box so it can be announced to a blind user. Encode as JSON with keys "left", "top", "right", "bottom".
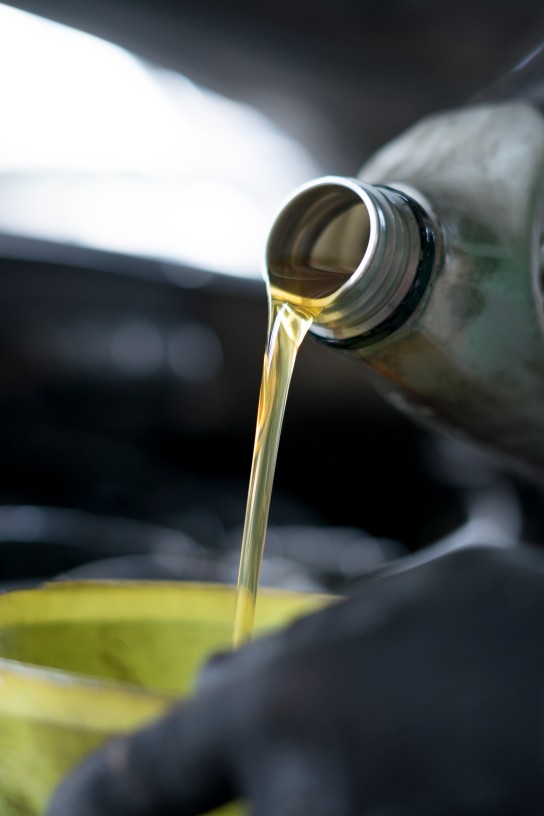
{"left": 1, "top": 0, "right": 544, "bottom": 590}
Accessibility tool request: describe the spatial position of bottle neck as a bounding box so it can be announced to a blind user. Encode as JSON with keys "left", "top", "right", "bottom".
{"left": 266, "top": 176, "right": 436, "bottom": 347}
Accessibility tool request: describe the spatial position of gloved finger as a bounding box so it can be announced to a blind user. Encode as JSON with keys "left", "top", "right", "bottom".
{"left": 47, "top": 688, "right": 242, "bottom": 816}
{"left": 196, "top": 630, "right": 284, "bottom": 694}
{"left": 247, "top": 746, "right": 353, "bottom": 816}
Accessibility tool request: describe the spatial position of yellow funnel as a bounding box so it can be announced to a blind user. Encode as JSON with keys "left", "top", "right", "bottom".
{"left": 0, "top": 581, "right": 330, "bottom": 815}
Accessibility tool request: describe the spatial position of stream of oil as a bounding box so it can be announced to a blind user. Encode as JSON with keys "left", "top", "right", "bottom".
{"left": 231, "top": 295, "right": 314, "bottom": 646}
{"left": 232, "top": 200, "right": 367, "bottom": 646}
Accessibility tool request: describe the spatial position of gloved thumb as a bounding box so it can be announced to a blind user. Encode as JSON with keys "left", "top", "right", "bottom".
{"left": 47, "top": 691, "right": 238, "bottom": 816}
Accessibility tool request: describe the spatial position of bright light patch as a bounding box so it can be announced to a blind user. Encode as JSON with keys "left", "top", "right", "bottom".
{"left": 0, "top": 4, "right": 319, "bottom": 276}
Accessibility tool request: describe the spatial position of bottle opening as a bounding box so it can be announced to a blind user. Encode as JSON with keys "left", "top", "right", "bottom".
{"left": 266, "top": 180, "right": 373, "bottom": 303}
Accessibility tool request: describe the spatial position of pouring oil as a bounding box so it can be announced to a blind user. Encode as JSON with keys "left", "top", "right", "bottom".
{"left": 231, "top": 297, "right": 313, "bottom": 646}
{"left": 232, "top": 199, "right": 368, "bottom": 646}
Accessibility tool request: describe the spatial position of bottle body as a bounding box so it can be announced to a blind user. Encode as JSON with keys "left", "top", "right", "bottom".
{"left": 353, "top": 102, "right": 544, "bottom": 481}
{"left": 267, "top": 102, "right": 544, "bottom": 482}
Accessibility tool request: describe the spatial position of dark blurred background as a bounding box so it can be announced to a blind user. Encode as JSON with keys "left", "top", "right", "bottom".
{"left": 0, "top": 0, "right": 543, "bottom": 592}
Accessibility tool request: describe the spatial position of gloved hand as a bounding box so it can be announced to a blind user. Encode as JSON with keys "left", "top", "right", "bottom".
{"left": 47, "top": 546, "right": 544, "bottom": 816}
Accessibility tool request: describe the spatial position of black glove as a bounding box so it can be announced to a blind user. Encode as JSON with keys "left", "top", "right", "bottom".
{"left": 47, "top": 546, "right": 544, "bottom": 816}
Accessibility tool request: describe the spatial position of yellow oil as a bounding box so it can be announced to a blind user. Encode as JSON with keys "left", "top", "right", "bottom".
{"left": 232, "top": 296, "right": 313, "bottom": 646}
{"left": 232, "top": 200, "right": 367, "bottom": 646}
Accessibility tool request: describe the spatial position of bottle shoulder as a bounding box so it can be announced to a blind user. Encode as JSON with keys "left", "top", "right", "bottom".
{"left": 359, "top": 102, "right": 544, "bottom": 243}
{"left": 356, "top": 102, "right": 544, "bottom": 417}
{"left": 357, "top": 102, "right": 544, "bottom": 346}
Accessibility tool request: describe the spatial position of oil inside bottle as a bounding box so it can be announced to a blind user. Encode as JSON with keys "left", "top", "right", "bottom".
{"left": 232, "top": 198, "right": 369, "bottom": 646}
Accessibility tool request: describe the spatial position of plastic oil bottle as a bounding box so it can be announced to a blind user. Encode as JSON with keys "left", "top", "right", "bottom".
{"left": 266, "top": 101, "right": 544, "bottom": 485}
